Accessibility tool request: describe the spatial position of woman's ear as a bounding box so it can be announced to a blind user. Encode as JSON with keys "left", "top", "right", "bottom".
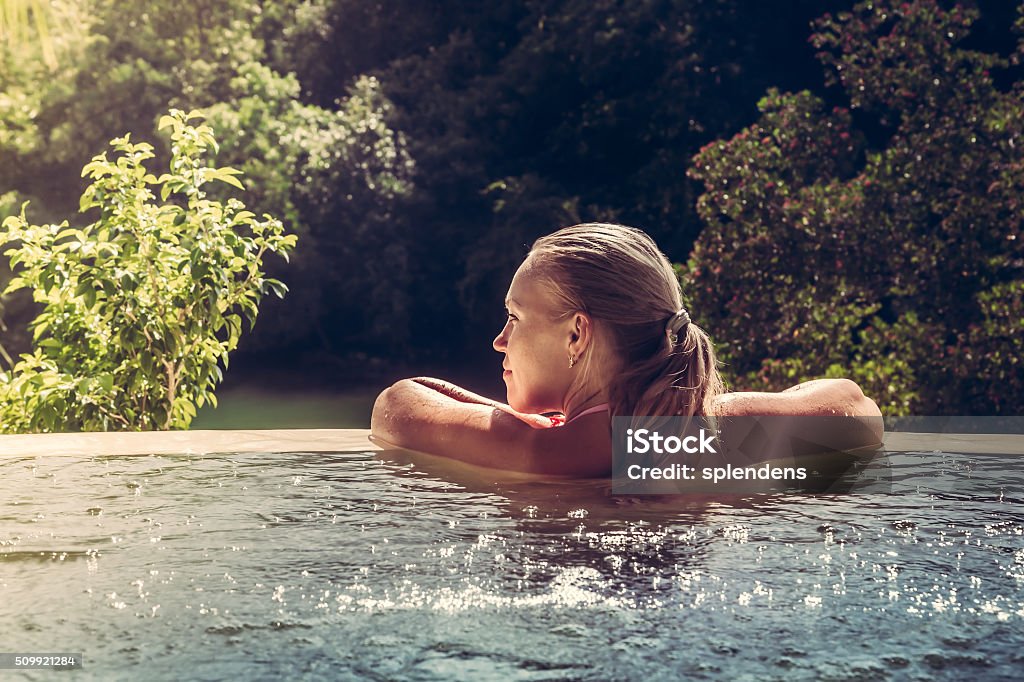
{"left": 569, "top": 312, "right": 593, "bottom": 356}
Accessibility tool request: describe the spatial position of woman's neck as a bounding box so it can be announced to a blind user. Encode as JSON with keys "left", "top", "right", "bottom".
{"left": 562, "top": 388, "right": 607, "bottom": 421}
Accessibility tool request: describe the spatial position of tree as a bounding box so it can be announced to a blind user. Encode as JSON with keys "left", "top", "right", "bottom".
{"left": 0, "top": 0, "right": 76, "bottom": 68}
{"left": 687, "top": 0, "right": 1024, "bottom": 414}
{"left": 0, "top": 111, "right": 295, "bottom": 432}
{"left": 311, "top": 0, "right": 850, "bottom": 364}
{"left": 203, "top": 64, "right": 414, "bottom": 353}
{"left": 0, "top": 0, "right": 413, "bottom": 362}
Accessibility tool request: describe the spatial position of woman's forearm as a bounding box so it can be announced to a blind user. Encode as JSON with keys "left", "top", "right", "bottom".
{"left": 714, "top": 379, "right": 881, "bottom": 418}
{"left": 713, "top": 378, "right": 883, "bottom": 447}
{"left": 371, "top": 380, "right": 552, "bottom": 452}
{"left": 409, "top": 377, "right": 508, "bottom": 409}
{"left": 370, "top": 379, "right": 552, "bottom": 470}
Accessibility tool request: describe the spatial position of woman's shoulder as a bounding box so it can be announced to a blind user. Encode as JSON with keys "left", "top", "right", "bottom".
{"left": 524, "top": 408, "right": 612, "bottom": 477}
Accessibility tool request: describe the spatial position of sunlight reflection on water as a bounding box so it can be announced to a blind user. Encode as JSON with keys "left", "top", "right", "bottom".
{"left": 1, "top": 443, "right": 1024, "bottom": 680}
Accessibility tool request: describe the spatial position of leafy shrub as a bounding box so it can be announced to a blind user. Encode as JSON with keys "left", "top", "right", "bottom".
{"left": 0, "top": 110, "right": 296, "bottom": 432}
{"left": 687, "top": 0, "right": 1024, "bottom": 414}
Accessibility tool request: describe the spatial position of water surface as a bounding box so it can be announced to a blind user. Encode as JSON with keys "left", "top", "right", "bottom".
{"left": 2, "top": 445, "right": 1023, "bottom": 680}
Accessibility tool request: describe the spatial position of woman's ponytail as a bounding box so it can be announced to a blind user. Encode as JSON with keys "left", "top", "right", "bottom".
{"left": 608, "top": 320, "right": 725, "bottom": 420}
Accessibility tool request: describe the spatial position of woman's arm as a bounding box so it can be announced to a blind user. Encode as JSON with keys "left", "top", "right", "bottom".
{"left": 370, "top": 379, "right": 610, "bottom": 476}
{"left": 403, "top": 377, "right": 554, "bottom": 427}
{"left": 713, "top": 378, "right": 884, "bottom": 446}
{"left": 713, "top": 378, "right": 881, "bottom": 418}
{"left": 408, "top": 377, "right": 514, "bottom": 409}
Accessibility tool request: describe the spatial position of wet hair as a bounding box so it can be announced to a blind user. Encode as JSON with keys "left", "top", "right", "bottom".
{"left": 527, "top": 223, "right": 725, "bottom": 418}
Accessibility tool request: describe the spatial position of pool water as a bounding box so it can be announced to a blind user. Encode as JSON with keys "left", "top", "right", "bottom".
{"left": 2, "top": 445, "right": 1023, "bottom": 680}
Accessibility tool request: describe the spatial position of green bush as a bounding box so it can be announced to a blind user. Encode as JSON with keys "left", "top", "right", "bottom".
{"left": 0, "top": 110, "right": 296, "bottom": 432}
{"left": 686, "top": 0, "right": 1024, "bottom": 414}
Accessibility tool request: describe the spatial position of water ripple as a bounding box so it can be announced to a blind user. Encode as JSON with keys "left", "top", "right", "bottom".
{"left": 0, "top": 449, "right": 1022, "bottom": 679}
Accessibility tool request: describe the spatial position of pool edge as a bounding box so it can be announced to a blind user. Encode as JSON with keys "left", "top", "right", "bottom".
{"left": 0, "top": 428, "right": 381, "bottom": 457}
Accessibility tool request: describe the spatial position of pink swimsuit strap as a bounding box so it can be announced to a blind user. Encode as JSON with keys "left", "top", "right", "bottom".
{"left": 547, "top": 403, "right": 610, "bottom": 427}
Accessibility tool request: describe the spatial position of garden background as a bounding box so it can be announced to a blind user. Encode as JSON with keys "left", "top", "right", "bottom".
{"left": 1, "top": 0, "right": 1021, "bottom": 430}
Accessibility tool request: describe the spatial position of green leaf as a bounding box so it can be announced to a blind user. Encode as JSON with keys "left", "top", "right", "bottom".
{"left": 206, "top": 168, "right": 245, "bottom": 190}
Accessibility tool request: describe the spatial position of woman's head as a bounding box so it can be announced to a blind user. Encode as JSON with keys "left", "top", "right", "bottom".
{"left": 493, "top": 223, "right": 725, "bottom": 418}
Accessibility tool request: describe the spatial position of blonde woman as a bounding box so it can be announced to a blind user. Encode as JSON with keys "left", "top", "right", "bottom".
{"left": 371, "top": 223, "right": 882, "bottom": 476}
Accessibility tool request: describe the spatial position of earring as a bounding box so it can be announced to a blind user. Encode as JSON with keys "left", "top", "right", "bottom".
{"left": 568, "top": 353, "right": 577, "bottom": 368}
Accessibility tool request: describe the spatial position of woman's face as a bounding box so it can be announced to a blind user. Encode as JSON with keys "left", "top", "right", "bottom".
{"left": 492, "top": 262, "right": 576, "bottom": 414}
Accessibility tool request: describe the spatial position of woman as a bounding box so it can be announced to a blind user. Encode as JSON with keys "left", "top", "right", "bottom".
{"left": 371, "top": 223, "right": 882, "bottom": 477}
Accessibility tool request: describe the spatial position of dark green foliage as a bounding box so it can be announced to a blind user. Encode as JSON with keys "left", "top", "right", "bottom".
{"left": 3, "top": 0, "right": 1020, "bottom": 416}
{"left": 3, "top": 0, "right": 854, "bottom": 366}
{"left": 203, "top": 65, "right": 413, "bottom": 352}
{"left": 688, "top": 0, "right": 1023, "bottom": 414}
{"left": 340, "top": 0, "right": 850, "bottom": 361}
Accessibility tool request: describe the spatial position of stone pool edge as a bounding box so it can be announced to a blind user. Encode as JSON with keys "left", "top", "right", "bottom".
{"left": 0, "top": 429, "right": 381, "bottom": 457}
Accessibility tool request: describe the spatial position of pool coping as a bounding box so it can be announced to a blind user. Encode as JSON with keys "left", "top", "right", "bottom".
{"left": 0, "top": 428, "right": 381, "bottom": 457}
{"left": 0, "top": 429, "right": 1021, "bottom": 457}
